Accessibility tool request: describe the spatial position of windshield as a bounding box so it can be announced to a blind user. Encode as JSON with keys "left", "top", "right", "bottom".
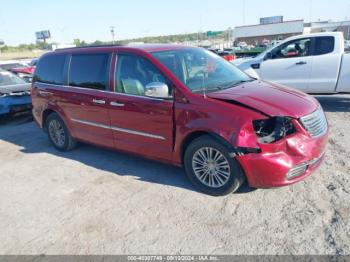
{"left": 0, "top": 70, "right": 26, "bottom": 86}
{"left": 152, "top": 48, "right": 252, "bottom": 93}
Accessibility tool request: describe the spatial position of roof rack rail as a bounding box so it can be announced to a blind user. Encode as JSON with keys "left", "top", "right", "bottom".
{"left": 55, "top": 44, "right": 124, "bottom": 51}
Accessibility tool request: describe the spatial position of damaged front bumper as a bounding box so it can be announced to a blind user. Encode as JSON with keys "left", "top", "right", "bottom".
{"left": 0, "top": 94, "right": 32, "bottom": 115}
{"left": 236, "top": 119, "right": 329, "bottom": 188}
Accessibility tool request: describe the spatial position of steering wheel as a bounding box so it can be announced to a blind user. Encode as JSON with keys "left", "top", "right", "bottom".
{"left": 151, "top": 73, "right": 164, "bottom": 83}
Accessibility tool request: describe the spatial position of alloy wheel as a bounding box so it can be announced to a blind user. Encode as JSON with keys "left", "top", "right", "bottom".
{"left": 48, "top": 119, "right": 66, "bottom": 147}
{"left": 192, "top": 147, "right": 231, "bottom": 188}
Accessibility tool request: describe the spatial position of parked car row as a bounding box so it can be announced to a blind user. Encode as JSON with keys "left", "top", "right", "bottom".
{"left": 9, "top": 58, "right": 37, "bottom": 82}
{"left": 0, "top": 69, "right": 32, "bottom": 115}
{"left": 0, "top": 58, "right": 37, "bottom": 116}
{"left": 30, "top": 43, "right": 328, "bottom": 195}
{"left": 207, "top": 48, "right": 236, "bottom": 62}
{"left": 0, "top": 58, "right": 37, "bottom": 83}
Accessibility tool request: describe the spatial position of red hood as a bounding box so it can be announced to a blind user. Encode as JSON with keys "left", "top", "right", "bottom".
{"left": 206, "top": 80, "right": 318, "bottom": 118}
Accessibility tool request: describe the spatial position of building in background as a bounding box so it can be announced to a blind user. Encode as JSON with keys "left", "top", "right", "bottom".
{"left": 233, "top": 17, "right": 304, "bottom": 45}
{"left": 233, "top": 17, "right": 350, "bottom": 46}
{"left": 304, "top": 20, "right": 350, "bottom": 39}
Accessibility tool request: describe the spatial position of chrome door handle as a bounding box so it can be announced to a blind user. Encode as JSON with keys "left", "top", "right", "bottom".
{"left": 110, "top": 101, "right": 125, "bottom": 107}
{"left": 93, "top": 99, "right": 106, "bottom": 104}
{"left": 296, "top": 61, "right": 307, "bottom": 65}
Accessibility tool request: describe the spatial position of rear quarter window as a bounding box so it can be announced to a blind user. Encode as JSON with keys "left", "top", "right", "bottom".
{"left": 314, "top": 36, "right": 335, "bottom": 55}
{"left": 34, "top": 54, "right": 66, "bottom": 85}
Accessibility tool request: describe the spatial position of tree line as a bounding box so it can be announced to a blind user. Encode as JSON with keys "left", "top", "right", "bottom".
{"left": 0, "top": 31, "right": 224, "bottom": 52}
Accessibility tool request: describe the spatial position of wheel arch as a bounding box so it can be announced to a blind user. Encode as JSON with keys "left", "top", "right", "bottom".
{"left": 42, "top": 109, "right": 57, "bottom": 131}
{"left": 42, "top": 108, "right": 70, "bottom": 133}
{"left": 180, "top": 131, "right": 235, "bottom": 164}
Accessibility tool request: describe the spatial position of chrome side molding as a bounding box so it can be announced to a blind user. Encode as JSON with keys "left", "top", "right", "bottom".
{"left": 71, "top": 118, "right": 166, "bottom": 140}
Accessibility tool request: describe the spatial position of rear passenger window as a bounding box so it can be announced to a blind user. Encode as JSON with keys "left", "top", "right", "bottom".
{"left": 314, "top": 37, "right": 334, "bottom": 55}
{"left": 69, "top": 54, "right": 110, "bottom": 90}
{"left": 34, "top": 54, "right": 66, "bottom": 85}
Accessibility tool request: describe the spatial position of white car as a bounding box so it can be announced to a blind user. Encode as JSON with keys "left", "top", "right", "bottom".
{"left": 0, "top": 60, "right": 29, "bottom": 71}
{"left": 234, "top": 32, "right": 350, "bottom": 94}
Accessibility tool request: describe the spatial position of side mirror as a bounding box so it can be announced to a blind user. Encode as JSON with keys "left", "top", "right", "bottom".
{"left": 145, "top": 82, "right": 169, "bottom": 98}
{"left": 264, "top": 52, "right": 272, "bottom": 61}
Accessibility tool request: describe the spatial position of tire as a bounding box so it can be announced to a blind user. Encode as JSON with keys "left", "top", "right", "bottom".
{"left": 46, "top": 113, "right": 77, "bottom": 151}
{"left": 184, "top": 135, "right": 245, "bottom": 196}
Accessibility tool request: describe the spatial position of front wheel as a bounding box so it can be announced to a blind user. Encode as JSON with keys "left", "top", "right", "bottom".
{"left": 184, "top": 135, "right": 245, "bottom": 196}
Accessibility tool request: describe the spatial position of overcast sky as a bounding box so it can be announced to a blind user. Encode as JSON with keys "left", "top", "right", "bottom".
{"left": 1, "top": 0, "right": 350, "bottom": 45}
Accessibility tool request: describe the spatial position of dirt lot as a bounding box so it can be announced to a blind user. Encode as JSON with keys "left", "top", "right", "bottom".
{"left": 0, "top": 95, "right": 349, "bottom": 255}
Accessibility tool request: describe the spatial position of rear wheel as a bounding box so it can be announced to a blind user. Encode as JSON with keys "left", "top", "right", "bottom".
{"left": 184, "top": 135, "right": 245, "bottom": 196}
{"left": 46, "top": 113, "right": 76, "bottom": 151}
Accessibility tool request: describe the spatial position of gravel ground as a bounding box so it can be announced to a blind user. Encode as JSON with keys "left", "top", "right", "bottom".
{"left": 0, "top": 95, "right": 349, "bottom": 255}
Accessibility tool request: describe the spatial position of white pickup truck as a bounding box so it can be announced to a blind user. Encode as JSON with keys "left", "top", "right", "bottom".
{"left": 234, "top": 32, "right": 350, "bottom": 93}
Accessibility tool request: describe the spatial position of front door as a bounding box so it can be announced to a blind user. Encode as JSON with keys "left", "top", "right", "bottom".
{"left": 108, "top": 53, "right": 174, "bottom": 161}
{"left": 258, "top": 37, "right": 313, "bottom": 92}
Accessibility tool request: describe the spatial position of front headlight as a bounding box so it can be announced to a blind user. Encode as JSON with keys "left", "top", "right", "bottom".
{"left": 253, "top": 116, "right": 296, "bottom": 144}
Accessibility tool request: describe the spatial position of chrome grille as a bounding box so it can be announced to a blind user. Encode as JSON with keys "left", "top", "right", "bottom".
{"left": 300, "top": 108, "right": 328, "bottom": 137}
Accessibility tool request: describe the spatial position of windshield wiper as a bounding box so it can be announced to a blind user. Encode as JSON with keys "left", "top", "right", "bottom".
{"left": 192, "top": 86, "right": 223, "bottom": 93}
{"left": 192, "top": 79, "right": 255, "bottom": 93}
{"left": 217, "top": 79, "right": 254, "bottom": 89}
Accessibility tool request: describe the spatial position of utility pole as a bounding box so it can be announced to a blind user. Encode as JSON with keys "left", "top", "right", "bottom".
{"left": 110, "top": 26, "right": 115, "bottom": 44}
{"left": 309, "top": 0, "right": 313, "bottom": 22}
{"left": 242, "top": 0, "right": 246, "bottom": 25}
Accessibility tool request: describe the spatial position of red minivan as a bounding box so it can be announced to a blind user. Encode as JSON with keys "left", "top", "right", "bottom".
{"left": 31, "top": 44, "right": 329, "bottom": 196}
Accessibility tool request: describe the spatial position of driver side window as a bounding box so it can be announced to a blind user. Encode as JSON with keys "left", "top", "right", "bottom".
{"left": 115, "top": 54, "right": 172, "bottom": 97}
{"left": 271, "top": 38, "right": 311, "bottom": 59}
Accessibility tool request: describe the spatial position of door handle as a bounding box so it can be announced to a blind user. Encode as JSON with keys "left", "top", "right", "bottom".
{"left": 296, "top": 61, "right": 307, "bottom": 65}
{"left": 92, "top": 99, "right": 106, "bottom": 105}
{"left": 110, "top": 101, "right": 125, "bottom": 107}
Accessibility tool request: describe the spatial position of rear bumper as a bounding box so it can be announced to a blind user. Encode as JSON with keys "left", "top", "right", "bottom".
{"left": 237, "top": 129, "right": 329, "bottom": 188}
{"left": 0, "top": 95, "right": 32, "bottom": 115}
